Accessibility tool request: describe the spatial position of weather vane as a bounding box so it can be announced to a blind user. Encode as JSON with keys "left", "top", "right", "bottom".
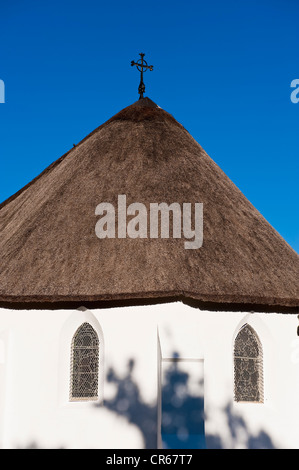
{"left": 131, "top": 53, "right": 154, "bottom": 99}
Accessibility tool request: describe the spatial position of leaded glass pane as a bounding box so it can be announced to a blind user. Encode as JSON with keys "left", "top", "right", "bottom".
{"left": 70, "top": 322, "right": 99, "bottom": 401}
{"left": 234, "top": 325, "right": 263, "bottom": 403}
{"left": 234, "top": 326, "right": 260, "bottom": 358}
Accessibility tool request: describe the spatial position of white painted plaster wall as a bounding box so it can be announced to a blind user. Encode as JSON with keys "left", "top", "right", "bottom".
{"left": 0, "top": 302, "right": 298, "bottom": 449}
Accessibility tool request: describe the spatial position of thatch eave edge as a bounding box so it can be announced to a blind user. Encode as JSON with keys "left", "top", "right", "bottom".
{"left": 0, "top": 290, "right": 298, "bottom": 313}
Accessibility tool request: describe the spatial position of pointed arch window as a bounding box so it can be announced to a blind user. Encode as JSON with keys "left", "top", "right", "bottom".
{"left": 70, "top": 322, "right": 99, "bottom": 401}
{"left": 234, "top": 324, "right": 263, "bottom": 403}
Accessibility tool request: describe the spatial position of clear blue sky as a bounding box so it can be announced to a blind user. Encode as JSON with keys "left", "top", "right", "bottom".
{"left": 0, "top": 0, "right": 298, "bottom": 252}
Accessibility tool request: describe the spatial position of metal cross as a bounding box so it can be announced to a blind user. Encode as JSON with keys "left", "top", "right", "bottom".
{"left": 131, "top": 53, "right": 154, "bottom": 99}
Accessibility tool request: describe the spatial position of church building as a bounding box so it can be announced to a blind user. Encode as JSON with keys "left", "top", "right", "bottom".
{"left": 0, "top": 79, "right": 298, "bottom": 448}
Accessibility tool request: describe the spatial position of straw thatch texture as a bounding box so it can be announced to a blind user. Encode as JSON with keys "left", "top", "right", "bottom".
{"left": 0, "top": 98, "right": 298, "bottom": 311}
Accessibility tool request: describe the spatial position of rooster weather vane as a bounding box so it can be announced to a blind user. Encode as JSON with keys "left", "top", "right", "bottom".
{"left": 131, "top": 53, "right": 154, "bottom": 99}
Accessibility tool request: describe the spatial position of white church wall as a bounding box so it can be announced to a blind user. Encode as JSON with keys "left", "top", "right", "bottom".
{"left": 0, "top": 330, "right": 9, "bottom": 447}
{"left": 0, "top": 302, "right": 298, "bottom": 449}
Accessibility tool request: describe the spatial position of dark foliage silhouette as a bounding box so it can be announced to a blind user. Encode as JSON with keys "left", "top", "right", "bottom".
{"left": 103, "top": 356, "right": 275, "bottom": 449}
{"left": 105, "top": 359, "right": 157, "bottom": 448}
{"left": 17, "top": 355, "right": 275, "bottom": 449}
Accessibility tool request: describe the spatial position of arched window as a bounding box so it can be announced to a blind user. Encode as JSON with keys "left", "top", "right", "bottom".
{"left": 234, "top": 324, "right": 263, "bottom": 403}
{"left": 70, "top": 322, "right": 100, "bottom": 401}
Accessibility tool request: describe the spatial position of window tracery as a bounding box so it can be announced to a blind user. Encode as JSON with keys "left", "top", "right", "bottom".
{"left": 70, "top": 322, "right": 99, "bottom": 401}
{"left": 234, "top": 324, "right": 263, "bottom": 403}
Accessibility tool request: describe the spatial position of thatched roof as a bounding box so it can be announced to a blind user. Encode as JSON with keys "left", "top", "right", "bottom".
{"left": 0, "top": 97, "right": 298, "bottom": 312}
